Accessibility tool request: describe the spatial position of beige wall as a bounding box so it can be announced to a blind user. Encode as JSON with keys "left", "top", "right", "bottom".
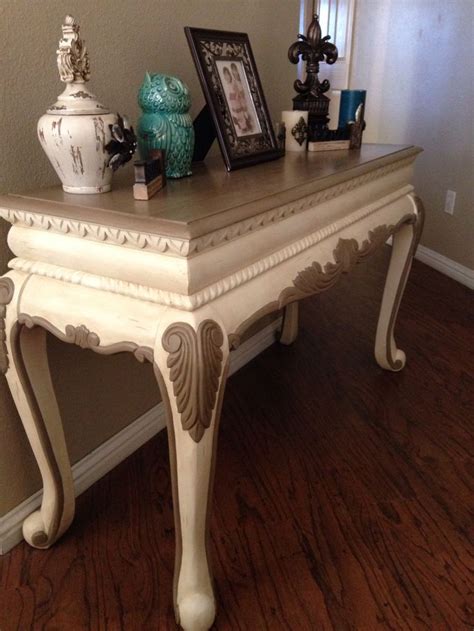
{"left": 350, "top": 0, "right": 474, "bottom": 269}
{"left": 0, "top": 0, "right": 299, "bottom": 516}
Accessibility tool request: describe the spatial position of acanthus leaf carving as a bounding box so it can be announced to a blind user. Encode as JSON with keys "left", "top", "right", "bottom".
{"left": 163, "top": 320, "right": 224, "bottom": 443}
{"left": 0, "top": 278, "right": 15, "bottom": 374}
{"left": 279, "top": 223, "right": 402, "bottom": 305}
{"left": 7, "top": 208, "right": 419, "bottom": 313}
{"left": 230, "top": 212, "right": 420, "bottom": 347}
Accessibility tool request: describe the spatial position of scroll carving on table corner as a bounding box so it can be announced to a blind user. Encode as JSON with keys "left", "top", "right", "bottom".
{"left": 0, "top": 278, "right": 15, "bottom": 374}
{"left": 229, "top": 214, "right": 419, "bottom": 349}
{"left": 162, "top": 319, "right": 225, "bottom": 443}
{"left": 279, "top": 220, "right": 415, "bottom": 304}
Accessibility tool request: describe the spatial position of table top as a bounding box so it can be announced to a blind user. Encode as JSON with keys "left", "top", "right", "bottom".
{"left": 1, "top": 144, "right": 421, "bottom": 240}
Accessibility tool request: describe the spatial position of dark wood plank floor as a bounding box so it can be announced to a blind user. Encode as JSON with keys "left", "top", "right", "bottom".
{"left": 1, "top": 248, "right": 473, "bottom": 631}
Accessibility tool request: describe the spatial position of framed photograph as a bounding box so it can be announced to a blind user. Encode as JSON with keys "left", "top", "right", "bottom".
{"left": 185, "top": 27, "right": 282, "bottom": 171}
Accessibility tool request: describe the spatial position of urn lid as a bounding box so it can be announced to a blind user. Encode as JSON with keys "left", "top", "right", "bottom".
{"left": 47, "top": 15, "right": 110, "bottom": 116}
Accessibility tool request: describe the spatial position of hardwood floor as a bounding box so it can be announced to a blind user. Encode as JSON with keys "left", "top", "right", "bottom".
{"left": 1, "top": 248, "right": 473, "bottom": 630}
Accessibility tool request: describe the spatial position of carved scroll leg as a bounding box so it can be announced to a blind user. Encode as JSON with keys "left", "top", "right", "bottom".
{"left": 154, "top": 318, "right": 229, "bottom": 631}
{"left": 5, "top": 320, "right": 74, "bottom": 548}
{"left": 278, "top": 302, "right": 299, "bottom": 345}
{"left": 375, "top": 196, "right": 425, "bottom": 371}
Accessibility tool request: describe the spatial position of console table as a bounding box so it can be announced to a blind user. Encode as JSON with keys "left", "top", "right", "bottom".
{"left": 0, "top": 144, "right": 423, "bottom": 630}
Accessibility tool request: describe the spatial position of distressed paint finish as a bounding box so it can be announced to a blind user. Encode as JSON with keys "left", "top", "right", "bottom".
{"left": 37, "top": 15, "right": 119, "bottom": 193}
{"left": 38, "top": 106, "right": 117, "bottom": 194}
{"left": 0, "top": 145, "right": 424, "bottom": 631}
{"left": 162, "top": 320, "right": 225, "bottom": 442}
{"left": 18, "top": 315, "right": 154, "bottom": 364}
{"left": 0, "top": 277, "right": 14, "bottom": 373}
{"left": 280, "top": 217, "right": 417, "bottom": 304}
{"left": 2, "top": 309, "right": 156, "bottom": 551}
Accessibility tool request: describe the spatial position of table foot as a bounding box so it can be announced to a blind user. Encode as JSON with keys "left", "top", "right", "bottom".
{"left": 375, "top": 195, "right": 425, "bottom": 371}
{"left": 178, "top": 593, "right": 216, "bottom": 631}
{"left": 154, "top": 316, "right": 230, "bottom": 631}
{"left": 4, "top": 314, "right": 74, "bottom": 548}
{"left": 278, "top": 302, "right": 299, "bottom": 345}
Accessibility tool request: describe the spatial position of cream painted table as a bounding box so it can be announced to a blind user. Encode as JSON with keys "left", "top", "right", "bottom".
{"left": 0, "top": 145, "right": 424, "bottom": 630}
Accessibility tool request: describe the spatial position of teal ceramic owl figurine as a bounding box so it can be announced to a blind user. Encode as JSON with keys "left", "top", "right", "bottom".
{"left": 137, "top": 73, "right": 194, "bottom": 178}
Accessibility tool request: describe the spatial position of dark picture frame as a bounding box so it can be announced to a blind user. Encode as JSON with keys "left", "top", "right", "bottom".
{"left": 185, "top": 27, "right": 282, "bottom": 171}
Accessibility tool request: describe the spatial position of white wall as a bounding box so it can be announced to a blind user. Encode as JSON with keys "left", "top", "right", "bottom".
{"left": 350, "top": 0, "right": 474, "bottom": 269}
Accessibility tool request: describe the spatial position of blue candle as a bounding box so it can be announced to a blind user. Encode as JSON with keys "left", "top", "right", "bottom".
{"left": 338, "top": 90, "right": 366, "bottom": 129}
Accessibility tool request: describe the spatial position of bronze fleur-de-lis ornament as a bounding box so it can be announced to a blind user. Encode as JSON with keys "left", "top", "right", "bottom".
{"left": 288, "top": 14, "right": 338, "bottom": 141}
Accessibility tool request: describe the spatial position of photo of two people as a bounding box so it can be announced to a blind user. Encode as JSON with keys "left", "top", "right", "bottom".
{"left": 216, "top": 60, "right": 262, "bottom": 138}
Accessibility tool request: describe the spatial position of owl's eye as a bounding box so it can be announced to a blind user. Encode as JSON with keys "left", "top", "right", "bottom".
{"left": 165, "top": 77, "right": 181, "bottom": 93}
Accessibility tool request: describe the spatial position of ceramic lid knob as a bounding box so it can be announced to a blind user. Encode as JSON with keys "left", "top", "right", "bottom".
{"left": 47, "top": 15, "right": 110, "bottom": 116}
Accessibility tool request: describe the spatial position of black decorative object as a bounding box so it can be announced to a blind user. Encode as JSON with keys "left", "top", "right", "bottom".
{"left": 275, "top": 122, "right": 286, "bottom": 151}
{"left": 185, "top": 27, "right": 282, "bottom": 171}
{"left": 349, "top": 103, "right": 365, "bottom": 149}
{"left": 133, "top": 151, "right": 166, "bottom": 200}
{"left": 192, "top": 104, "right": 217, "bottom": 162}
{"left": 288, "top": 14, "right": 338, "bottom": 142}
{"left": 291, "top": 117, "right": 308, "bottom": 146}
{"left": 105, "top": 114, "right": 137, "bottom": 171}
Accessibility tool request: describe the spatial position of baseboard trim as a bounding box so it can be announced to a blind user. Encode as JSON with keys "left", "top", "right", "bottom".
{"left": 415, "top": 244, "right": 473, "bottom": 289}
{"left": 386, "top": 238, "right": 473, "bottom": 290}
{"left": 0, "top": 317, "right": 282, "bottom": 555}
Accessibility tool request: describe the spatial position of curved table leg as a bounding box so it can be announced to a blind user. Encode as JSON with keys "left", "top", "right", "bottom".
{"left": 375, "top": 196, "right": 425, "bottom": 371}
{"left": 278, "top": 302, "right": 299, "bottom": 346}
{"left": 5, "top": 319, "right": 74, "bottom": 548}
{"left": 154, "top": 317, "right": 229, "bottom": 631}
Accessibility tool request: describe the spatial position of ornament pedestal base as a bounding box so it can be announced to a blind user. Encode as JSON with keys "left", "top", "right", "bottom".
{"left": 63, "top": 184, "right": 112, "bottom": 194}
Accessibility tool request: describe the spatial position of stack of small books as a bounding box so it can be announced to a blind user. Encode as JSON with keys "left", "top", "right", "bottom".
{"left": 133, "top": 151, "right": 166, "bottom": 200}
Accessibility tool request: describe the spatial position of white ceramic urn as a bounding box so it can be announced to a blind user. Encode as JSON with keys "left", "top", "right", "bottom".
{"left": 38, "top": 15, "right": 118, "bottom": 194}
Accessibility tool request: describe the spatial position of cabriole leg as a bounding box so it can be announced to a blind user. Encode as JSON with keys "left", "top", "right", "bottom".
{"left": 279, "top": 301, "right": 299, "bottom": 345}
{"left": 154, "top": 317, "right": 229, "bottom": 631}
{"left": 5, "top": 320, "right": 74, "bottom": 548}
{"left": 375, "top": 196, "right": 425, "bottom": 371}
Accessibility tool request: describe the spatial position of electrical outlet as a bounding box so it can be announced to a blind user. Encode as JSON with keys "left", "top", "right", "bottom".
{"left": 444, "top": 190, "right": 456, "bottom": 215}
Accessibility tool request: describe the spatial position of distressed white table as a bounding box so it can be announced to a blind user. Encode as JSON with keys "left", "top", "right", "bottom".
{"left": 0, "top": 145, "right": 424, "bottom": 631}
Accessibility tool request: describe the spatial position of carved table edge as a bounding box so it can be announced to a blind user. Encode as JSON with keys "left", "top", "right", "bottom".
{"left": 0, "top": 155, "right": 416, "bottom": 258}
{"left": 13, "top": 313, "right": 227, "bottom": 445}
{"left": 16, "top": 314, "right": 154, "bottom": 364}
{"left": 8, "top": 187, "right": 414, "bottom": 312}
{"left": 229, "top": 206, "right": 423, "bottom": 349}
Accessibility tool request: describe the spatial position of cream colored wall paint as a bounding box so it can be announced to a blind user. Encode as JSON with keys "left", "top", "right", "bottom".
{"left": 0, "top": 0, "right": 299, "bottom": 516}
{"left": 350, "top": 0, "right": 474, "bottom": 269}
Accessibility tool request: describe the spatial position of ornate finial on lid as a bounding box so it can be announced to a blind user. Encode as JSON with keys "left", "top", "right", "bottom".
{"left": 48, "top": 15, "right": 108, "bottom": 115}
{"left": 56, "top": 14, "right": 91, "bottom": 83}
